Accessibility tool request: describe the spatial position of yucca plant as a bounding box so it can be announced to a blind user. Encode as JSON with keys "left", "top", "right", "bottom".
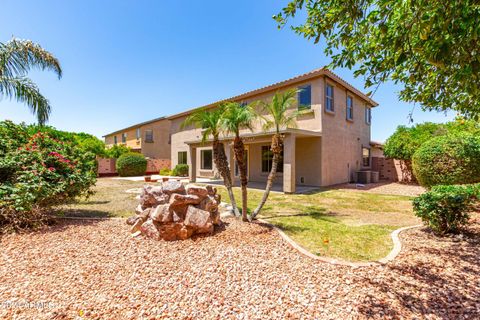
{"left": 221, "top": 102, "right": 255, "bottom": 221}
{"left": 251, "top": 89, "right": 299, "bottom": 220}
{"left": 0, "top": 38, "right": 62, "bottom": 125}
{"left": 183, "top": 106, "right": 240, "bottom": 216}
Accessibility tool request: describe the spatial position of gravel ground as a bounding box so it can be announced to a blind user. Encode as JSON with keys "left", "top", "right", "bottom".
{"left": 0, "top": 215, "right": 478, "bottom": 319}
{"left": 334, "top": 182, "right": 426, "bottom": 197}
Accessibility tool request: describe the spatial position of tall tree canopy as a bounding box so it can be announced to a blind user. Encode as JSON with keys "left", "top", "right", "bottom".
{"left": 0, "top": 38, "right": 62, "bottom": 124}
{"left": 275, "top": 0, "right": 480, "bottom": 118}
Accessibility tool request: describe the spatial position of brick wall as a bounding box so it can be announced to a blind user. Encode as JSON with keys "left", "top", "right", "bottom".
{"left": 97, "top": 158, "right": 171, "bottom": 176}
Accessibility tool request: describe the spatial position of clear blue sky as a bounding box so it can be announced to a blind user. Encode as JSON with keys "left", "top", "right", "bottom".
{"left": 0, "top": 0, "right": 454, "bottom": 142}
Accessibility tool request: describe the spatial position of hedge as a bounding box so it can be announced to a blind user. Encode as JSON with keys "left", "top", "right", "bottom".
{"left": 412, "top": 133, "right": 480, "bottom": 188}
{"left": 116, "top": 153, "right": 147, "bottom": 177}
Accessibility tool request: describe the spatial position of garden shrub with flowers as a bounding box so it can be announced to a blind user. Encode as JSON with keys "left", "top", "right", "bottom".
{"left": 0, "top": 121, "right": 97, "bottom": 232}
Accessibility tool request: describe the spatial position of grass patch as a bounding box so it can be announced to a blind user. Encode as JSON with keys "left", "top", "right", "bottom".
{"left": 215, "top": 186, "right": 418, "bottom": 261}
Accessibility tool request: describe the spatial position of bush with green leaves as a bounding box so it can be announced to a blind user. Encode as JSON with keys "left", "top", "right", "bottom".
{"left": 172, "top": 164, "right": 189, "bottom": 177}
{"left": 116, "top": 153, "right": 147, "bottom": 177}
{"left": 413, "top": 184, "right": 480, "bottom": 234}
{"left": 0, "top": 121, "right": 97, "bottom": 232}
{"left": 159, "top": 168, "right": 172, "bottom": 176}
{"left": 412, "top": 133, "right": 480, "bottom": 188}
{"left": 105, "top": 144, "right": 131, "bottom": 159}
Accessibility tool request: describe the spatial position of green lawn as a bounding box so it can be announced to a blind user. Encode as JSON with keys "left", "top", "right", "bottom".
{"left": 214, "top": 186, "right": 419, "bottom": 262}
{"left": 56, "top": 178, "right": 419, "bottom": 262}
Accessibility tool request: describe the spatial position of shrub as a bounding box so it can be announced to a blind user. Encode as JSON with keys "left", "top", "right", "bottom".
{"left": 412, "top": 133, "right": 480, "bottom": 188}
{"left": 159, "top": 168, "right": 172, "bottom": 176}
{"left": 116, "top": 153, "right": 147, "bottom": 177}
{"left": 0, "top": 121, "right": 97, "bottom": 232}
{"left": 413, "top": 184, "right": 480, "bottom": 234}
{"left": 105, "top": 144, "right": 131, "bottom": 159}
{"left": 172, "top": 164, "right": 189, "bottom": 177}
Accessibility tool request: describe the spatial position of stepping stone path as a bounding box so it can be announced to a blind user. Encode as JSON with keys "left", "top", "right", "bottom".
{"left": 126, "top": 181, "right": 222, "bottom": 240}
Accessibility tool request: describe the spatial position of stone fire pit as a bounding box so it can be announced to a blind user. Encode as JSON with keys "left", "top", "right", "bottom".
{"left": 126, "top": 181, "right": 222, "bottom": 240}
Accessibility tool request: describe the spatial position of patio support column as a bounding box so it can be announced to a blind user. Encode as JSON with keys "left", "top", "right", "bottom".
{"left": 189, "top": 145, "right": 197, "bottom": 183}
{"left": 283, "top": 133, "right": 296, "bottom": 194}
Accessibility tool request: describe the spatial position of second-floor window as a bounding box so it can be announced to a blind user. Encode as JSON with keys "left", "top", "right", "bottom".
{"left": 145, "top": 130, "right": 153, "bottom": 143}
{"left": 113, "top": 135, "right": 117, "bottom": 144}
{"left": 325, "top": 83, "right": 334, "bottom": 112}
{"left": 365, "top": 106, "right": 371, "bottom": 125}
{"left": 178, "top": 151, "right": 187, "bottom": 165}
{"left": 298, "top": 85, "right": 311, "bottom": 110}
{"left": 136, "top": 128, "right": 141, "bottom": 140}
{"left": 346, "top": 95, "right": 353, "bottom": 120}
{"left": 121, "top": 133, "right": 127, "bottom": 143}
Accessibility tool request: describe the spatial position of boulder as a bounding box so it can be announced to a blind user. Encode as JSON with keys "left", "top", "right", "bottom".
{"left": 140, "top": 219, "right": 161, "bottom": 240}
{"left": 130, "top": 183, "right": 221, "bottom": 241}
{"left": 150, "top": 204, "right": 173, "bottom": 223}
{"left": 186, "top": 185, "right": 209, "bottom": 199}
{"left": 184, "top": 206, "right": 214, "bottom": 235}
{"left": 161, "top": 181, "right": 185, "bottom": 195}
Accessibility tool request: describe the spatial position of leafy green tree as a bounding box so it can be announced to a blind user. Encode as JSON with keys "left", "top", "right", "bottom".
{"left": 0, "top": 38, "right": 62, "bottom": 124}
{"left": 251, "top": 89, "right": 299, "bottom": 220}
{"left": 183, "top": 107, "right": 240, "bottom": 217}
{"left": 275, "top": 1, "right": 480, "bottom": 118}
{"left": 221, "top": 102, "right": 255, "bottom": 222}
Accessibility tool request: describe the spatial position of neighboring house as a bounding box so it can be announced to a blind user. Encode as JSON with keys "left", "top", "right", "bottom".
{"left": 103, "top": 117, "right": 171, "bottom": 160}
{"left": 104, "top": 68, "right": 379, "bottom": 193}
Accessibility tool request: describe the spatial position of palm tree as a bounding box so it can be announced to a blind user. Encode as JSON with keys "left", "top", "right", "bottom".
{"left": 251, "top": 89, "right": 299, "bottom": 220}
{"left": 182, "top": 106, "right": 240, "bottom": 216}
{"left": 221, "top": 102, "right": 255, "bottom": 222}
{"left": 0, "top": 38, "right": 62, "bottom": 125}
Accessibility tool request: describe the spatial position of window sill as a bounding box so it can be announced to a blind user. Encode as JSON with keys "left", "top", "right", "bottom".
{"left": 324, "top": 109, "right": 335, "bottom": 115}
{"left": 297, "top": 108, "right": 315, "bottom": 116}
{"left": 346, "top": 118, "right": 354, "bottom": 123}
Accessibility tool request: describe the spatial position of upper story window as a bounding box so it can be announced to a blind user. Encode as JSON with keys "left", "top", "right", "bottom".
{"left": 145, "top": 130, "right": 154, "bottom": 143}
{"left": 325, "top": 83, "right": 334, "bottom": 112}
{"left": 121, "top": 133, "right": 127, "bottom": 143}
{"left": 136, "top": 128, "right": 141, "bottom": 140}
{"left": 201, "top": 149, "right": 213, "bottom": 170}
{"left": 346, "top": 95, "right": 353, "bottom": 120}
{"left": 298, "top": 85, "right": 312, "bottom": 110}
{"left": 178, "top": 151, "right": 187, "bottom": 165}
{"left": 362, "top": 147, "right": 371, "bottom": 167}
{"left": 365, "top": 106, "right": 372, "bottom": 125}
{"left": 113, "top": 135, "right": 117, "bottom": 145}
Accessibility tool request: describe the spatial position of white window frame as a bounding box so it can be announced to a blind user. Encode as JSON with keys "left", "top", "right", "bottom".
{"left": 362, "top": 147, "right": 371, "bottom": 167}
{"left": 365, "top": 106, "right": 371, "bottom": 125}
{"left": 145, "top": 130, "right": 153, "bottom": 143}
{"left": 121, "top": 133, "right": 127, "bottom": 143}
{"left": 113, "top": 135, "right": 117, "bottom": 145}
{"left": 325, "top": 83, "right": 335, "bottom": 112}
{"left": 346, "top": 95, "right": 354, "bottom": 120}
{"left": 136, "top": 128, "right": 141, "bottom": 140}
{"left": 178, "top": 151, "right": 187, "bottom": 165}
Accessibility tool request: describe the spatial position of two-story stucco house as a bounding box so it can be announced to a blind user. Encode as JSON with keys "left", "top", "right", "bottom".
{"left": 103, "top": 117, "right": 171, "bottom": 160}
{"left": 104, "top": 68, "right": 378, "bottom": 193}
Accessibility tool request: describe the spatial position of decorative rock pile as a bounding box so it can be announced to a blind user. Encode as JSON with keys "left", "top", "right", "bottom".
{"left": 126, "top": 181, "right": 222, "bottom": 240}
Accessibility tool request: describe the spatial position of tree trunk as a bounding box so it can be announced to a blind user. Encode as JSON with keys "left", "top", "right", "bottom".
{"left": 251, "top": 133, "right": 282, "bottom": 220}
{"left": 212, "top": 139, "right": 240, "bottom": 216}
{"left": 233, "top": 135, "right": 249, "bottom": 221}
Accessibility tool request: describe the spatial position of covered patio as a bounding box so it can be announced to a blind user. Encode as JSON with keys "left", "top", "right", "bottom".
{"left": 185, "top": 129, "right": 322, "bottom": 194}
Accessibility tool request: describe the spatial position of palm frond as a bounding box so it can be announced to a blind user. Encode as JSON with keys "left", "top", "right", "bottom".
{"left": 257, "top": 89, "right": 299, "bottom": 133}
{"left": 181, "top": 106, "right": 225, "bottom": 142}
{"left": 0, "top": 76, "right": 51, "bottom": 125}
{"left": 0, "top": 38, "right": 62, "bottom": 79}
{"left": 221, "top": 102, "right": 255, "bottom": 136}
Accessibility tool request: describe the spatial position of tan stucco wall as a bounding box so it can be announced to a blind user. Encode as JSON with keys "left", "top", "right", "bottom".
{"left": 170, "top": 73, "right": 374, "bottom": 187}
{"left": 104, "top": 119, "right": 171, "bottom": 161}
{"left": 320, "top": 77, "right": 372, "bottom": 185}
